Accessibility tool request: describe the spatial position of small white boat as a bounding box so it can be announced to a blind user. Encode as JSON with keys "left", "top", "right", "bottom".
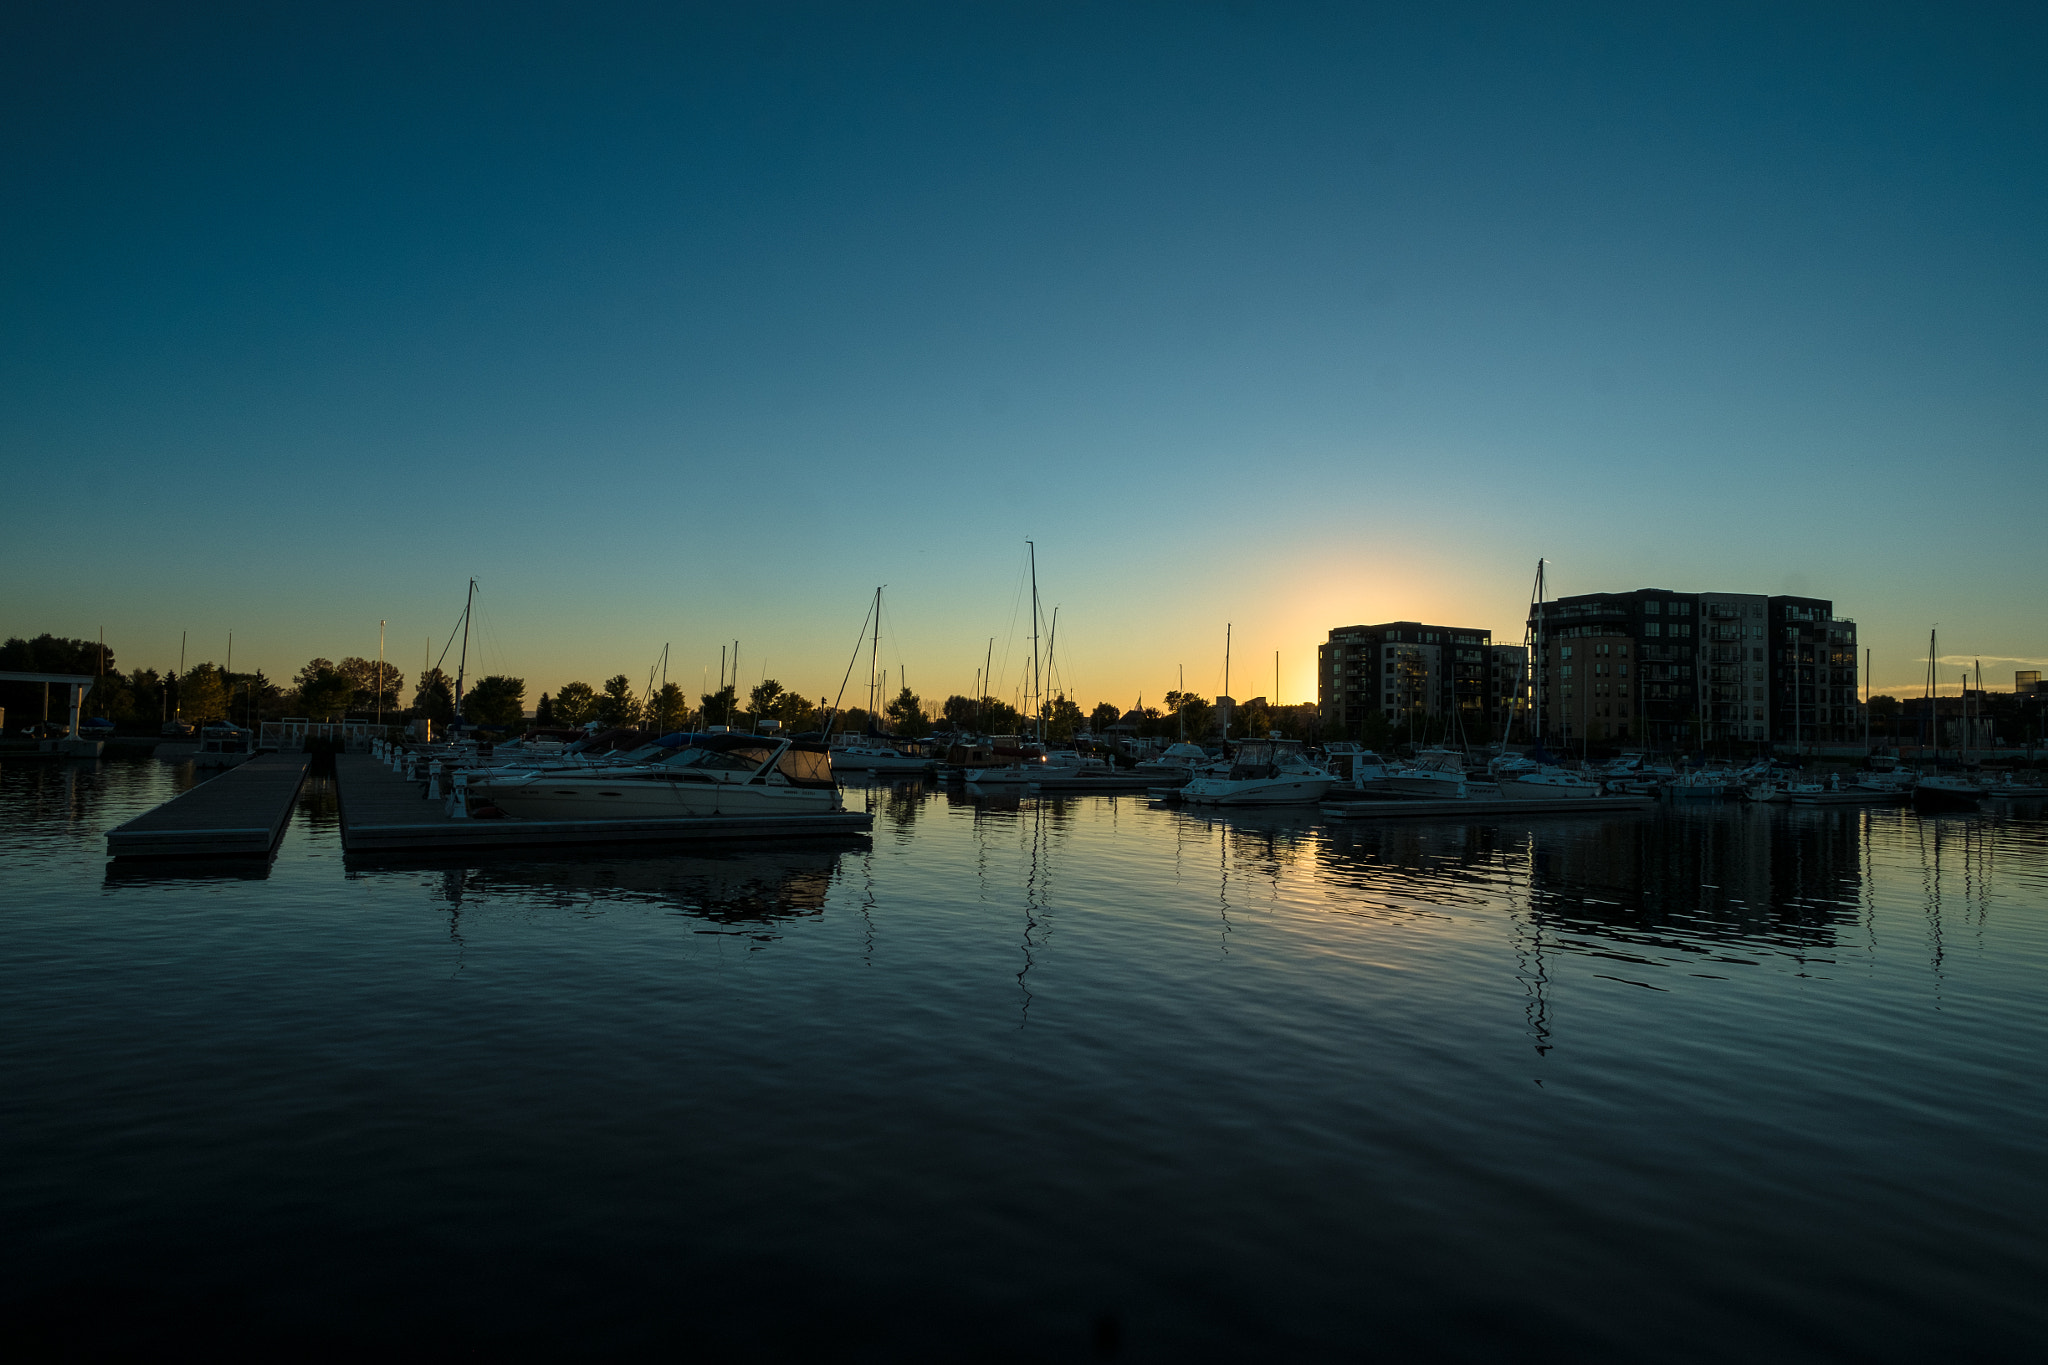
{"left": 1382, "top": 747, "right": 1468, "bottom": 799}
{"left": 1131, "top": 742, "right": 1210, "bottom": 783}
{"left": 1180, "top": 739, "right": 1334, "bottom": 806}
{"left": 193, "top": 722, "right": 256, "bottom": 769}
{"left": 1496, "top": 767, "right": 1601, "bottom": 800}
{"left": 831, "top": 742, "right": 935, "bottom": 774}
{"left": 1666, "top": 771, "right": 1732, "bottom": 800}
{"left": 963, "top": 762, "right": 1044, "bottom": 785}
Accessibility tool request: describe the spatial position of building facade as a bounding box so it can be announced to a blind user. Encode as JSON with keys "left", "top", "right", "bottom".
{"left": 1529, "top": 589, "right": 1859, "bottom": 749}
{"left": 1318, "top": 622, "right": 1506, "bottom": 741}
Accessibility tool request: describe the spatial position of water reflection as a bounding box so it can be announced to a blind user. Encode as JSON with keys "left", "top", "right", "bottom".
{"left": 350, "top": 844, "right": 857, "bottom": 946}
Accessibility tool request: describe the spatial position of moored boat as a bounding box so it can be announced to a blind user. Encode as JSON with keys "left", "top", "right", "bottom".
{"left": 465, "top": 733, "right": 841, "bottom": 819}
{"left": 1180, "top": 739, "right": 1334, "bottom": 806}
{"left": 1382, "top": 747, "right": 1468, "bottom": 799}
{"left": 1496, "top": 766, "right": 1601, "bottom": 800}
{"left": 1912, "top": 774, "right": 1981, "bottom": 813}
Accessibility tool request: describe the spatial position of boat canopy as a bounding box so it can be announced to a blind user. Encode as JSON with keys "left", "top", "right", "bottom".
{"left": 646, "top": 732, "right": 838, "bottom": 788}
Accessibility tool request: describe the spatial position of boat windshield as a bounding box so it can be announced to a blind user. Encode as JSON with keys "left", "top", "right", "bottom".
{"left": 660, "top": 742, "right": 779, "bottom": 773}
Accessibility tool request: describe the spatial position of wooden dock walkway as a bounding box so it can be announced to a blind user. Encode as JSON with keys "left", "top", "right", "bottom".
{"left": 106, "top": 752, "right": 310, "bottom": 858}
{"left": 334, "top": 756, "right": 873, "bottom": 853}
{"left": 1319, "top": 794, "right": 1654, "bottom": 820}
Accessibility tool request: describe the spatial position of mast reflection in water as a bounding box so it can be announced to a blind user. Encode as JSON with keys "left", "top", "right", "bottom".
{"left": 2, "top": 757, "right": 2043, "bottom": 1358}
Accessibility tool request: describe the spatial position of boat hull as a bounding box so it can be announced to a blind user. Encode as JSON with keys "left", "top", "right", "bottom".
{"left": 1912, "top": 782, "right": 1981, "bottom": 813}
{"left": 832, "top": 753, "right": 932, "bottom": 773}
{"left": 1180, "top": 776, "right": 1334, "bottom": 806}
{"left": 1496, "top": 778, "right": 1599, "bottom": 800}
{"left": 1381, "top": 775, "right": 1467, "bottom": 799}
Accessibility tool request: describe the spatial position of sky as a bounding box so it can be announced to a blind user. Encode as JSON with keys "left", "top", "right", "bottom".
{"left": 3, "top": 1, "right": 2043, "bottom": 709}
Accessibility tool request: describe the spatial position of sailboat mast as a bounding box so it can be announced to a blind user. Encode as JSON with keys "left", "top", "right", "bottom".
{"left": 871, "top": 587, "right": 882, "bottom": 717}
{"left": 1540, "top": 560, "right": 1548, "bottom": 753}
{"left": 454, "top": 577, "right": 474, "bottom": 722}
{"left": 1028, "top": 541, "right": 1040, "bottom": 743}
{"left": 1926, "top": 628, "right": 1938, "bottom": 763}
{"left": 982, "top": 636, "right": 994, "bottom": 733}
{"left": 1045, "top": 606, "right": 1059, "bottom": 720}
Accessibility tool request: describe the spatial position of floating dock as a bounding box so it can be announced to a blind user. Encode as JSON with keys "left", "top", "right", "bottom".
{"left": 1319, "top": 794, "right": 1654, "bottom": 820}
{"left": 105, "top": 752, "right": 310, "bottom": 858}
{"left": 334, "top": 756, "right": 872, "bottom": 853}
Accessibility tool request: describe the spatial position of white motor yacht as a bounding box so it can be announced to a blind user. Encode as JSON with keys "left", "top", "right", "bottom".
{"left": 1496, "top": 766, "right": 1601, "bottom": 800}
{"left": 963, "top": 766, "right": 1042, "bottom": 785}
{"left": 464, "top": 733, "right": 841, "bottom": 819}
{"left": 1130, "top": 742, "right": 1210, "bottom": 782}
{"left": 1383, "top": 747, "right": 1469, "bottom": 799}
{"left": 1180, "top": 739, "right": 1334, "bottom": 806}
{"left": 832, "top": 741, "right": 935, "bottom": 774}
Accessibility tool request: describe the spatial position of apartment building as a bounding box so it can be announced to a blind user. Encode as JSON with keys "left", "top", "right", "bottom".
{"left": 1317, "top": 622, "right": 1501, "bottom": 739}
{"left": 1529, "top": 589, "right": 1859, "bottom": 748}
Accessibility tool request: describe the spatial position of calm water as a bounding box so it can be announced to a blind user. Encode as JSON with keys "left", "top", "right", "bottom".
{"left": 2, "top": 758, "right": 2044, "bottom": 1359}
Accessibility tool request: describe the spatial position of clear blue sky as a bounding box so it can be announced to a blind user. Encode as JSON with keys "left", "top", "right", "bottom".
{"left": 3, "top": 2, "right": 2042, "bottom": 706}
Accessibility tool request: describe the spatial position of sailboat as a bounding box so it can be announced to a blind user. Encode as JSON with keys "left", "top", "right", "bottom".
{"left": 831, "top": 586, "right": 936, "bottom": 773}
{"left": 1913, "top": 627, "right": 1980, "bottom": 812}
{"left": 966, "top": 542, "right": 1052, "bottom": 787}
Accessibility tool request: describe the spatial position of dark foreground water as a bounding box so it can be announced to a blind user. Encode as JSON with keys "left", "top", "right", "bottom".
{"left": 2, "top": 757, "right": 2044, "bottom": 1360}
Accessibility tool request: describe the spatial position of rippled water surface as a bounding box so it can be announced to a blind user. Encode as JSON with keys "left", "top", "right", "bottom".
{"left": 3, "top": 757, "right": 2045, "bottom": 1359}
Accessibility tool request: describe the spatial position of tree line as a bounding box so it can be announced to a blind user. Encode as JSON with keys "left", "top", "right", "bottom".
{"left": 5, "top": 632, "right": 1336, "bottom": 742}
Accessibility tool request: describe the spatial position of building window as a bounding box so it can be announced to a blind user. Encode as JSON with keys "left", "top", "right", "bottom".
{"left": 1644, "top": 601, "right": 1661, "bottom": 615}
{"left": 1644, "top": 623, "right": 1661, "bottom": 638}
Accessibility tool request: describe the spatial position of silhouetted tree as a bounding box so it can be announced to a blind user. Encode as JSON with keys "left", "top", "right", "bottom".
{"left": 552, "top": 680, "right": 596, "bottom": 727}
{"left": 1038, "top": 692, "right": 1083, "bottom": 741}
{"left": 648, "top": 683, "right": 690, "bottom": 734}
{"left": 699, "top": 683, "right": 738, "bottom": 727}
{"left": 887, "top": 686, "right": 928, "bottom": 736}
{"left": 598, "top": 674, "right": 642, "bottom": 728}
{"left": 465, "top": 675, "right": 526, "bottom": 728}
{"left": 413, "top": 667, "right": 455, "bottom": 721}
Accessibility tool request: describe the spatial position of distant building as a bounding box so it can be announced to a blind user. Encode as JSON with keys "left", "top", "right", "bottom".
{"left": 2018, "top": 670, "right": 2041, "bottom": 695}
{"left": 1317, "top": 621, "right": 1500, "bottom": 739}
{"left": 1529, "top": 589, "right": 1859, "bottom": 748}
